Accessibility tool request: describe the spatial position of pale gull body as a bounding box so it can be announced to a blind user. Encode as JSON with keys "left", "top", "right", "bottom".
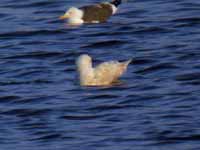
{"left": 76, "top": 54, "right": 132, "bottom": 86}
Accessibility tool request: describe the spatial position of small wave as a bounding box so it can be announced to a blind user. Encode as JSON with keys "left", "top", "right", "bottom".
{"left": 88, "top": 104, "right": 131, "bottom": 111}
{"left": 171, "top": 17, "right": 200, "bottom": 23}
{"left": 15, "top": 96, "right": 56, "bottom": 104}
{"left": 0, "top": 80, "right": 53, "bottom": 86}
{"left": 30, "top": 133, "right": 62, "bottom": 142}
{"left": 0, "top": 30, "right": 66, "bottom": 39}
{"left": 0, "top": 95, "right": 21, "bottom": 103}
{"left": 1, "top": 108, "right": 52, "bottom": 117}
{"left": 175, "top": 72, "right": 200, "bottom": 81}
{"left": 1, "top": 1, "right": 56, "bottom": 9}
{"left": 81, "top": 40, "right": 127, "bottom": 49}
{"left": 133, "top": 58, "right": 156, "bottom": 65}
{"left": 158, "top": 134, "right": 200, "bottom": 142}
{"left": 86, "top": 94, "right": 120, "bottom": 100}
{"left": 136, "top": 63, "right": 179, "bottom": 74}
{"left": 3, "top": 51, "right": 64, "bottom": 60}
{"left": 0, "top": 13, "right": 8, "bottom": 18}
{"left": 60, "top": 114, "right": 107, "bottom": 120}
{"left": 133, "top": 27, "right": 174, "bottom": 34}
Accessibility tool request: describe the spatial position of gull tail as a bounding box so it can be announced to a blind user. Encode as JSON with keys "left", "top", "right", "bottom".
{"left": 120, "top": 58, "right": 132, "bottom": 73}
{"left": 124, "top": 59, "right": 132, "bottom": 67}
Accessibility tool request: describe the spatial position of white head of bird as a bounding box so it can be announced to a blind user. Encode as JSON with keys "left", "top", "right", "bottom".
{"left": 76, "top": 54, "right": 92, "bottom": 72}
{"left": 60, "top": 7, "right": 83, "bottom": 24}
{"left": 76, "top": 54, "right": 94, "bottom": 85}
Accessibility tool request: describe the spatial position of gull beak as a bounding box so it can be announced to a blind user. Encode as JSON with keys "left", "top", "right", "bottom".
{"left": 59, "top": 14, "right": 69, "bottom": 20}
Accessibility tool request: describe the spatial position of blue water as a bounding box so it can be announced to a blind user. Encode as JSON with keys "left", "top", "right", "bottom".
{"left": 0, "top": 0, "right": 200, "bottom": 149}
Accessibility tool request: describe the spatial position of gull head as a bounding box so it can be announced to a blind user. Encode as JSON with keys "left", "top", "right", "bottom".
{"left": 76, "top": 54, "right": 92, "bottom": 72}
{"left": 59, "top": 7, "right": 83, "bottom": 20}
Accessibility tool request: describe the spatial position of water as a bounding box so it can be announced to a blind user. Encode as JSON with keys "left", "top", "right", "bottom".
{"left": 0, "top": 0, "right": 200, "bottom": 149}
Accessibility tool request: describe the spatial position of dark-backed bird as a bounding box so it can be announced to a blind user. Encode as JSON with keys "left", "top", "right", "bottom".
{"left": 76, "top": 54, "right": 132, "bottom": 86}
{"left": 59, "top": 0, "right": 123, "bottom": 25}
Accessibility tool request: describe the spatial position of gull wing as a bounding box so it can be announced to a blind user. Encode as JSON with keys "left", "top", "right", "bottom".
{"left": 80, "top": 3, "right": 113, "bottom": 22}
{"left": 93, "top": 60, "right": 131, "bottom": 84}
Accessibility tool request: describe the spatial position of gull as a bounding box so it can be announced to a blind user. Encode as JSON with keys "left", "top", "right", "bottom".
{"left": 76, "top": 54, "right": 132, "bottom": 86}
{"left": 59, "top": 0, "right": 124, "bottom": 25}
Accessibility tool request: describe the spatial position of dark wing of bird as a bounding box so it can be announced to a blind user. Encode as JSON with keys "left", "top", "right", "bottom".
{"left": 80, "top": 3, "right": 113, "bottom": 22}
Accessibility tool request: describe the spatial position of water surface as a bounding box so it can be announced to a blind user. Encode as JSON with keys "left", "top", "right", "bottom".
{"left": 0, "top": 0, "right": 200, "bottom": 149}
